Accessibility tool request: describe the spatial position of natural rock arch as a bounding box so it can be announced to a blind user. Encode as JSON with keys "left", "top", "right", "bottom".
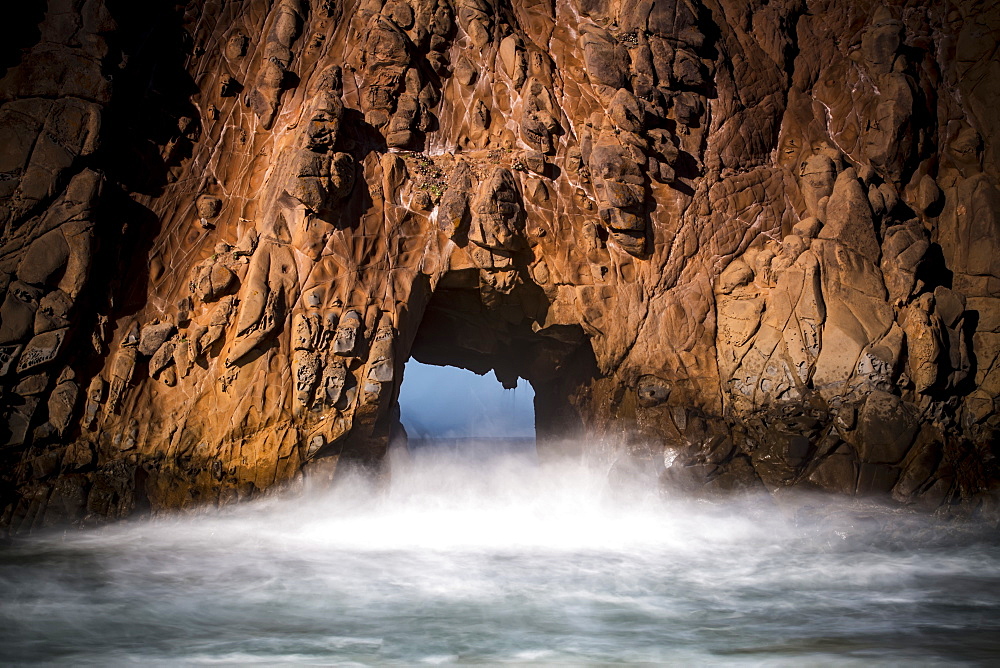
{"left": 1, "top": 0, "right": 999, "bottom": 531}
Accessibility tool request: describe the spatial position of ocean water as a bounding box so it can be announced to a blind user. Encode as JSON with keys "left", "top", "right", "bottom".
{"left": 1, "top": 439, "right": 999, "bottom": 666}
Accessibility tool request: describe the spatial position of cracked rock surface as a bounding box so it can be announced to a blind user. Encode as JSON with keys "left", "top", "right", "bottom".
{"left": 1, "top": 0, "right": 999, "bottom": 531}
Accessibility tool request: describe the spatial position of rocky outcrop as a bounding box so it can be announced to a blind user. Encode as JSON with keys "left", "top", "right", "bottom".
{"left": 1, "top": 0, "right": 999, "bottom": 531}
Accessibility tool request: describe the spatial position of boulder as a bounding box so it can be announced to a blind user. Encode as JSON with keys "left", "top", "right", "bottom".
{"left": 138, "top": 322, "right": 176, "bottom": 357}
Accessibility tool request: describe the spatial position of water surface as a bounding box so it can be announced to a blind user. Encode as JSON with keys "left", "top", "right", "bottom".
{"left": 2, "top": 441, "right": 998, "bottom": 665}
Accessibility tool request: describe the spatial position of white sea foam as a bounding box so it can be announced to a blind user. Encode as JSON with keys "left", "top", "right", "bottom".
{"left": 1, "top": 440, "right": 998, "bottom": 665}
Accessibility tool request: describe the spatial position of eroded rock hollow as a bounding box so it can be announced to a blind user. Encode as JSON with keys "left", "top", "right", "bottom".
{"left": 1, "top": 0, "right": 999, "bottom": 530}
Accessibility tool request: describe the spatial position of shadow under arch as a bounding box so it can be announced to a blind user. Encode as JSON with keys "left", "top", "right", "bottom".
{"left": 400, "top": 268, "right": 599, "bottom": 460}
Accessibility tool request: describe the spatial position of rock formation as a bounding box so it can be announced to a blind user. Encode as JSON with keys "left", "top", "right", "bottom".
{"left": 1, "top": 0, "right": 999, "bottom": 531}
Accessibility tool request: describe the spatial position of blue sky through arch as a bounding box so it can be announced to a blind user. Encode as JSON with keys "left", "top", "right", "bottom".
{"left": 398, "top": 359, "right": 535, "bottom": 439}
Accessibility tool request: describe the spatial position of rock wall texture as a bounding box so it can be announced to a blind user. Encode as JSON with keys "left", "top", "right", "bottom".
{"left": 1, "top": 0, "right": 999, "bottom": 530}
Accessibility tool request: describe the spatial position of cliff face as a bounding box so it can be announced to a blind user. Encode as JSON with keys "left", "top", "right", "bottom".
{"left": 1, "top": 0, "right": 999, "bottom": 530}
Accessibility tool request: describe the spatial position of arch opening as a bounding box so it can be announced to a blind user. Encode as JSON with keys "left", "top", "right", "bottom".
{"left": 396, "top": 268, "right": 599, "bottom": 458}
{"left": 398, "top": 359, "right": 536, "bottom": 456}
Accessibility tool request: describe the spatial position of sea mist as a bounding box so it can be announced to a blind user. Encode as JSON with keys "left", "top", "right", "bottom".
{"left": 1, "top": 440, "right": 998, "bottom": 665}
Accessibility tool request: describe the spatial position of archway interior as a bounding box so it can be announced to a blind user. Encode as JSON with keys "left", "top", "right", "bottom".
{"left": 399, "top": 268, "right": 598, "bottom": 456}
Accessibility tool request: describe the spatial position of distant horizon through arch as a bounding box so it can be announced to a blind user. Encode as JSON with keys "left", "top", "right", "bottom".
{"left": 398, "top": 358, "right": 535, "bottom": 441}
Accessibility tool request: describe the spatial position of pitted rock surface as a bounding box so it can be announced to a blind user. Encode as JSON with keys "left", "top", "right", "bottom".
{"left": 1, "top": 0, "right": 999, "bottom": 531}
